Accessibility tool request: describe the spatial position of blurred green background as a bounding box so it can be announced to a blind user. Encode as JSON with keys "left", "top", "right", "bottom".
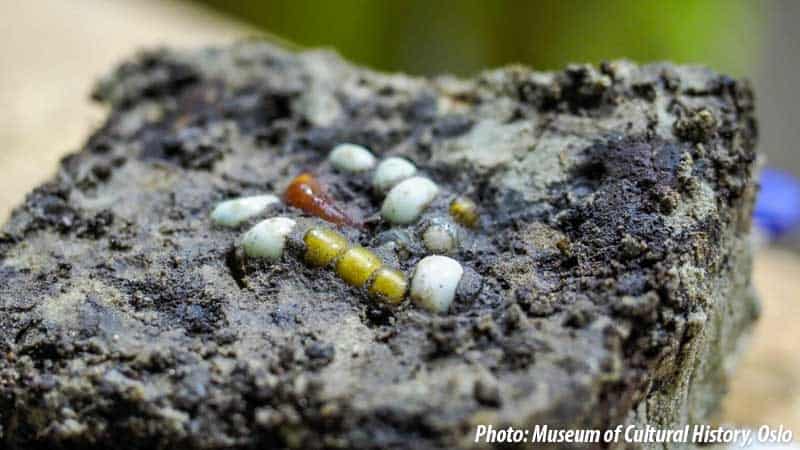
{"left": 0, "top": 0, "right": 798, "bottom": 434}
{"left": 199, "top": 0, "right": 760, "bottom": 76}
{"left": 199, "top": 0, "right": 800, "bottom": 188}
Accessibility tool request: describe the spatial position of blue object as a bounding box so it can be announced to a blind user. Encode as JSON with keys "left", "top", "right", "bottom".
{"left": 754, "top": 167, "right": 800, "bottom": 239}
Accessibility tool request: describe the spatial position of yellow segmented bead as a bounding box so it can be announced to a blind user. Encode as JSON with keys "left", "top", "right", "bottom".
{"left": 368, "top": 268, "right": 408, "bottom": 305}
{"left": 335, "top": 247, "right": 382, "bottom": 287}
{"left": 449, "top": 196, "right": 479, "bottom": 228}
{"left": 304, "top": 227, "right": 349, "bottom": 267}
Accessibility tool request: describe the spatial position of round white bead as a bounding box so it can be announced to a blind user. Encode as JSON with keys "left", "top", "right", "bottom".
{"left": 422, "top": 222, "right": 457, "bottom": 254}
{"left": 372, "top": 157, "right": 417, "bottom": 193}
{"left": 329, "top": 143, "right": 376, "bottom": 173}
{"left": 410, "top": 255, "right": 463, "bottom": 313}
{"left": 211, "top": 195, "right": 280, "bottom": 227}
{"left": 242, "top": 217, "right": 297, "bottom": 261}
{"left": 381, "top": 177, "right": 439, "bottom": 225}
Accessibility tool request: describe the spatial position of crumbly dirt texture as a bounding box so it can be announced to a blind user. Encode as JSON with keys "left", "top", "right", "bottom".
{"left": 0, "top": 43, "right": 758, "bottom": 449}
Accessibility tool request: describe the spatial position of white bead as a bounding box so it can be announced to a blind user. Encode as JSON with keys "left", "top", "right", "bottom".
{"left": 410, "top": 255, "right": 463, "bottom": 313}
{"left": 329, "top": 143, "right": 376, "bottom": 173}
{"left": 422, "top": 222, "right": 457, "bottom": 253}
{"left": 211, "top": 195, "right": 280, "bottom": 227}
{"left": 372, "top": 157, "right": 417, "bottom": 193}
{"left": 381, "top": 177, "right": 439, "bottom": 225}
{"left": 242, "top": 217, "right": 297, "bottom": 261}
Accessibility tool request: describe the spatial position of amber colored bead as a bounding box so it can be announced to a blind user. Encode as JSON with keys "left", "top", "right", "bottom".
{"left": 368, "top": 268, "right": 408, "bottom": 305}
{"left": 449, "top": 196, "right": 479, "bottom": 228}
{"left": 284, "top": 173, "right": 358, "bottom": 226}
{"left": 335, "top": 247, "right": 382, "bottom": 288}
{"left": 304, "top": 227, "right": 349, "bottom": 267}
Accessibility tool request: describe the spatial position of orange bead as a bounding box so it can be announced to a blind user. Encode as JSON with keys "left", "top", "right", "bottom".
{"left": 284, "top": 173, "right": 359, "bottom": 227}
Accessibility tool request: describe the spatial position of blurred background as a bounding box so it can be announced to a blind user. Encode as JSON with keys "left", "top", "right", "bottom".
{"left": 1, "top": 0, "right": 798, "bottom": 438}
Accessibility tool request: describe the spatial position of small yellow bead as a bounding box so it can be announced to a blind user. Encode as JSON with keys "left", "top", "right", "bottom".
{"left": 368, "top": 268, "right": 408, "bottom": 305}
{"left": 449, "top": 196, "right": 479, "bottom": 228}
{"left": 335, "top": 247, "right": 382, "bottom": 287}
{"left": 304, "top": 227, "right": 349, "bottom": 267}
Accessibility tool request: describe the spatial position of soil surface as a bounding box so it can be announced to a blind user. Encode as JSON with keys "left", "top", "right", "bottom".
{"left": 0, "top": 43, "right": 758, "bottom": 449}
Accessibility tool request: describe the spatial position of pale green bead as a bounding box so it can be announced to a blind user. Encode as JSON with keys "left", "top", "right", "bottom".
{"left": 242, "top": 217, "right": 297, "bottom": 261}
{"left": 329, "top": 143, "right": 376, "bottom": 173}
{"left": 211, "top": 195, "right": 279, "bottom": 227}
{"left": 372, "top": 157, "right": 417, "bottom": 193}
{"left": 381, "top": 177, "right": 439, "bottom": 225}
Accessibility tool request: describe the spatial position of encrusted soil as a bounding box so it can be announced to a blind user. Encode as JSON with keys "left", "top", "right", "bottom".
{"left": 0, "top": 43, "right": 758, "bottom": 449}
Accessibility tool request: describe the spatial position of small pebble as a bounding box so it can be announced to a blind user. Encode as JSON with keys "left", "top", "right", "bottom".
{"left": 381, "top": 177, "right": 439, "bottom": 225}
{"left": 211, "top": 195, "right": 279, "bottom": 227}
{"left": 474, "top": 376, "right": 502, "bottom": 407}
{"left": 336, "top": 247, "right": 382, "bottom": 288}
{"left": 242, "top": 217, "right": 297, "bottom": 261}
{"left": 422, "top": 219, "right": 458, "bottom": 254}
{"left": 372, "top": 157, "right": 417, "bottom": 193}
{"left": 455, "top": 266, "right": 482, "bottom": 301}
{"left": 410, "top": 255, "right": 463, "bottom": 313}
{"left": 329, "top": 143, "right": 377, "bottom": 173}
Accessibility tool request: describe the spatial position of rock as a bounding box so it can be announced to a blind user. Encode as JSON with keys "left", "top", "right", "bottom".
{"left": 0, "top": 43, "right": 759, "bottom": 449}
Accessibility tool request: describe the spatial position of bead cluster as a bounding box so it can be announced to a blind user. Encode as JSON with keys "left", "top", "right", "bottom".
{"left": 328, "top": 143, "right": 441, "bottom": 225}
{"left": 210, "top": 143, "right": 482, "bottom": 313}
{"left": 304, "top": 227, "right": 407, "bottom": 304}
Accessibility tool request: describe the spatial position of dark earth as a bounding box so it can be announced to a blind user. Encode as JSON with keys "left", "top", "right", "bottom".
{"left": 0, "top": 42, "right": 758, "bottom": 449}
